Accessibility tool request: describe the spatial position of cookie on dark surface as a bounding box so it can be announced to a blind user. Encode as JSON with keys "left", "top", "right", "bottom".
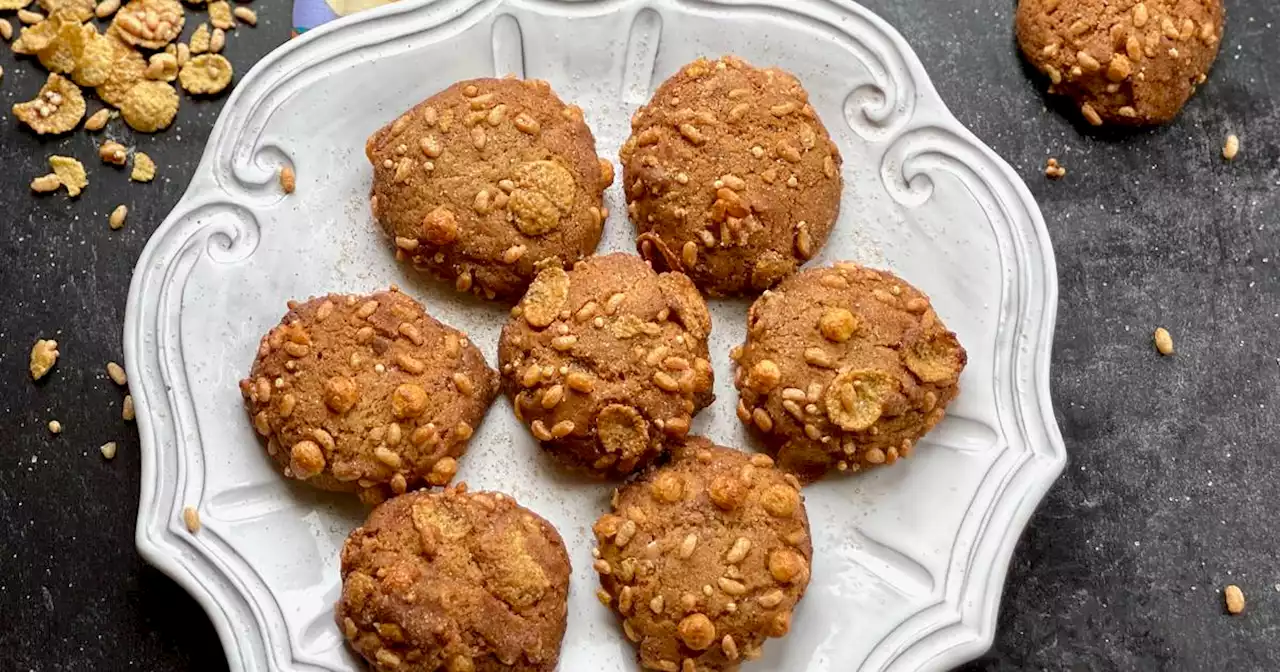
{"left": 337, "top": 485, "right": 571, "bottom": 672}
{"left": 367, "top": 77, "right": 614, "bottom": 301}
{"left": 620, "top": 55, "right": 843, "bottom": 297}
{"left": 239, "top": 288, "right": 499, "bottom": 504}
{"left": 733, "top": 263, "right": 966, "bottom": 481}
{"left": 497, "top": 253, "right": 715, "bottom": 478}
{"left": 1016, "top": 0, "right": 1224, "bottom": 126}
{"left": 592, "top": 437, "right": 812, "bottom": 671}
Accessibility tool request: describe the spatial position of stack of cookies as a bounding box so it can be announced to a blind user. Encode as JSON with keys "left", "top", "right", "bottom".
{"left": 239, "top": 55, "right": 967, "bottom": 672}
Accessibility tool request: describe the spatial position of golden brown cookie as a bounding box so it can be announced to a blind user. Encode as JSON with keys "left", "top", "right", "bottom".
{"left": 337, "top": 485, "right": 571, "bottom": 672}
{"left": 733, "top": 263, "right": 966, "bottom": 481}
{"left": 498, "top": 254, "right": 715, "bottom": 478}
{"left": 239, "top": 288, "right": 498, "bottom": 504}
{"left": 620, "top": 55, "right": 843, "bottom": 297}
{"left": 1016, "top": 0, "right": 1224, "bottom": 126}
{"left": 592, "top": 438, "right": 812, "bottom": 671}
{"left": 367, "top": 77, "right": 613, "bottom": 302}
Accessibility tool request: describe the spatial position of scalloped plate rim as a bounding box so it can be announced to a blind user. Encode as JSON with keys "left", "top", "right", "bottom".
{"left": 124, "top": 0, "right": 1067, "bottom": 670}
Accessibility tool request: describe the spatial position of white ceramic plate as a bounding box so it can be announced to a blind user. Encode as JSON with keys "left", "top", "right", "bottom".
{"left": 124, "top": 0, "right": 1066, "bottom": 670}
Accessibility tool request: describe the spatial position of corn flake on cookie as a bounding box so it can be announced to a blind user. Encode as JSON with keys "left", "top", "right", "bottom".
{"left": 621, "top": 55, "right": 843, "bottom": 297}
{"left": 734, "top": 263, "right": 966, "bottom": 481}
{"left": 367, "top": 77, "right": 613, "bottom": 302}
{"left": 498, "top": 254, "right": 715, "bottom": 478}
{"left": 240, "top": 288, "right": 499, "bottom": 505}
{"left": 1016, "top": 0, "right": 1224, "bottom": 125}
{"left": 593, "top": 438, "right": 812, "bottom": 671}
{"left": 337, "top": 485, "right": 571, "bottom": 672}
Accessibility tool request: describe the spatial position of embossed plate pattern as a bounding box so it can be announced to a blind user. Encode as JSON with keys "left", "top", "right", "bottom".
{"left": 124, "top": 0, "right": 1066, "bottom": 670}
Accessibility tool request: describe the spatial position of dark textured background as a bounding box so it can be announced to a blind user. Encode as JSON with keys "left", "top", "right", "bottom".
{"left": 1, "top": 1, "right": 1277, "bottom": 670}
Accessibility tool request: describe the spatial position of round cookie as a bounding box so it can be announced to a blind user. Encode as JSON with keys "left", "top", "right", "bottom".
{"left": 337, "top": 485, "right": 571, "bottom": 672}
{"left": 592, "top": 437, "right": 812, "bottom": 671}
{"left": 1016, "top": 0, "right": 1224, "bottom": 126}
{"left": 239, "top": 288, "right": 499, "bottom": 504}
{"left": 497, "top": 253, "right": 715, "bottom": 478}
{"left": 367, "top": 77, "right": 614, "bottom": 301}
{"left": 733, "top": 263, "right": 966, "bottom": 481}
{"left": 620, "top": 55, "right": 843, "bottom": 297}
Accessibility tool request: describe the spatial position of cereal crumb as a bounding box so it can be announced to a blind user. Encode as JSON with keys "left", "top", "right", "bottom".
{"left": 1224, "top": 584, "right": 1245, "bottom": 614}
{"left": 122, "top": 394, "right": 135, "bottom": 421}
{"left": 1153, "top": 327, "right": 1174, "bottom": 356}
{"left": 232, "top": 5, "right": 255, "bottom": 26}
{"left": 120, "top": 80, "right": 179, "bottom": 132}
{"left": 13, "top": 73, "right": 86, "bottom": 135}
{"left": 207, "top": 0, "right": 233, "bottom": 29}
{"left": 1044, "top": 157, "right": 1066, "bottom": 179}
{"left": 131, "top": 152, "right": 156, "bottom": 182}
{"left": 83, "top": 108, "right": 112, "bottom": 131}
{"left": 100, "top": 442, "right": 118, "bottom": 460}
{"left": 0, "top": 18, "right": 11, "bottom": 41}
{"left": 279, "top": 165, "right": 295, "bottom": 193}
{"left": 183, "top": 506, "right": 201, "bottom": 532}
{"left": 177, "top": 53, "right": 232, "bottom": 95}
{"left": 1222, "top": 134, "right": 1240, "bottom": 161}
{"left": 47, "top": 420, "right": 62, "bottom": 434}
{"left": 109, "top": 204, "right": 128, "bottom": 230}
{"left": 189, "top": 22, "right": 209, "bottom": 53}
{"left": 99, "top": 140, "right": 128, "bottom": 166}
{"left": 30, "top": 173, "right": 62, "bottom": 193}
{"left": 106, "top": 361, "right": 127, "bottom": 385}
{"left": 30, "top": 339, "right": 59, "bottom": 380}
{"left": 17, "top": 8, "right": 43, "bottom": 24}
{"left": 48, "top": 156, "right": 88, "bottom": 197}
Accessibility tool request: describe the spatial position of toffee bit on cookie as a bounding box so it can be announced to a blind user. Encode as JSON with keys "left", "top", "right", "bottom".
{"left": 182, "top": 505, "right": 200, "bottom": 532}
{"left": 1153, "top": 327, "right": 1174, "bottom": 355}
{"left": 1044, "top": 157, "right": 1066, "bottom": 179}
{"left": 1222, "top": 133, "right": 1240, "bottom": 161}
{"left": 1224, "top": 584, "right": 1245, "bottom": 615}
{"left": 100, "top": 442, "right": 118, "bottom": 460}
{"left": 30, "top": 339, "right": 59, "bottom": 380}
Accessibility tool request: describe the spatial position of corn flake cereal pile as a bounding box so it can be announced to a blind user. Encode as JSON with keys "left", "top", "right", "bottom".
{"left": 4, "top": 0, "right": 258, "bottom": 197}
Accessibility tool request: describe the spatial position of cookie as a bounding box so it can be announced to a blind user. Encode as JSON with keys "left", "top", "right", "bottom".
{"left": 337, "top": 485, "right": 571, "bottom": 672}
{"left": 620, "top": 55, "right": 843, "bottom": 297}
{"left": 733, "top": 263, "right": 966, "bottom": 481}
{"left": 497, "top": 253, "right": 715, "bottom": 478}
{"left": 1016, "top": 0, "right": 1224, "bottom": 125}
{"left": 239, "top": 288, "right": 499, "bottom": 504}
{"left": 592, "top": 437, "right": 812, "bottom": 671}
{"left": 367, "top": 77, "right": 614, "bottom": 302}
